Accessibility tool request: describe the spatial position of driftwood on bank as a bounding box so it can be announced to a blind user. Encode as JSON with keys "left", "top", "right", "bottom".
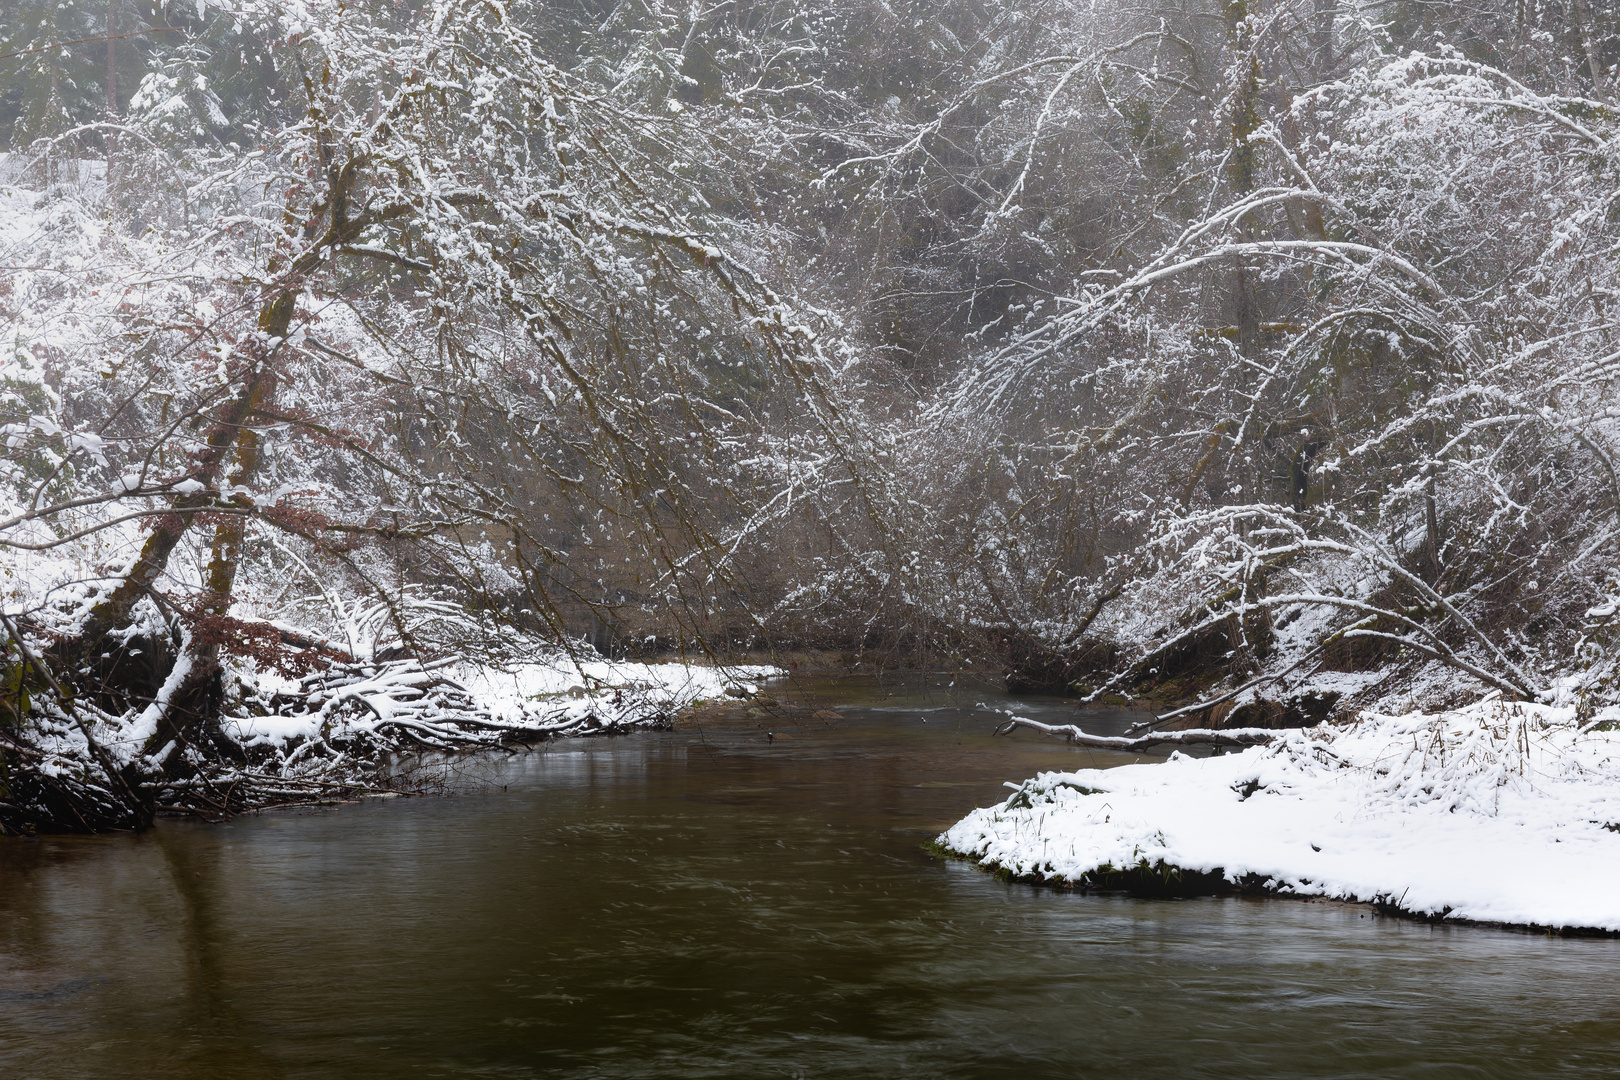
{"left": 993, "top": 714, "right": 1278, "bottom": 750}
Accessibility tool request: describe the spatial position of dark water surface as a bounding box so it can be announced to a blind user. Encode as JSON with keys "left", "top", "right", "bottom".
{"left": 3, "top": 678, "right": 1619, "bottom": 1079}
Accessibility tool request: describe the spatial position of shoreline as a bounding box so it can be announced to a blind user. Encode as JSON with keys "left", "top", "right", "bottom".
{"left": 930, "top": 841, "right": 1620, "bottom": 938}
{"left": 936, "top": 699, "right": 1620, "bottom": 937}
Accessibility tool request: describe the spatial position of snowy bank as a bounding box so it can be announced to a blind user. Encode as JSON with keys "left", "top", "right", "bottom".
{"left": 458, "top": 658, "right": 779, "bottom": 731}
{"left": 225, "top": 657, "right": 781, "bottom": 752}
{"left": 940, "top": 700, "right": 1620, "bottom": 932}
{"left": 6, "top": 650, "right": 781, "bottom": 831}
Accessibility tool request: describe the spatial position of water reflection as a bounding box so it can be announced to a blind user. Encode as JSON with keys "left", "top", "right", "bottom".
{"left": 2, "top": 680, "right": 1618, "bottom": 1078}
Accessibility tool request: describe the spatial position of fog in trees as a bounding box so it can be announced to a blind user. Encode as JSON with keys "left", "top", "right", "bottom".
{"left": 3, "top": 0, "right": 1619, "bottom": 831}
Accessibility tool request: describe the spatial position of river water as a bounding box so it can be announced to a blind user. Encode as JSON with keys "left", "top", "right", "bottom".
{"left": 3, "top": 678, "right": 1619, "bottom": 1078}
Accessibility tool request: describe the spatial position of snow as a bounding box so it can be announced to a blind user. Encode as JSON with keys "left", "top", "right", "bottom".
{"left": 7, "top": 650, "right": 779, "bottom": 820}
{"left": 456, "top": 658, "right": 777, "bottom": 726}
{"left": 225, "top": 656, "right": 781, "bottom": 750}
{"left": 940, "top": 698, "right": 1620, "bottom": 931}
{"left": 117, "top": 645, "right": 197, "bottom": 764}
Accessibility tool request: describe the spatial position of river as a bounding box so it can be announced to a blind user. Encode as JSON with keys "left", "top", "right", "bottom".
{"left": 3, "top": 677, "right": 1619, "bottom": 1078}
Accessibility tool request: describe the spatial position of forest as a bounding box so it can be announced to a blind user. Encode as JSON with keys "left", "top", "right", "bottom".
{"left": 3, "top": 0, "right": 1620, "bottom": 834}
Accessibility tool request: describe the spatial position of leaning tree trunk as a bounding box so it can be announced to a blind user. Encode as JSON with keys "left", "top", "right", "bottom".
{"left": 136, "top": 422, "right": 269, "bottom": 796}
{"left": 43, "top": 203, "right": 334, "bottom": 826}
{"left": 1225, "top": 0, "right": 1263, "bottom": 358}
{"left": 65, "top": 362, "right": 278, "bottom": 654}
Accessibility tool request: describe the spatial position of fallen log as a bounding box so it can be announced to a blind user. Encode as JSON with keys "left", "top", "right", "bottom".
{"left": 992, "top": 714, "right": 1277, "bottom": 751}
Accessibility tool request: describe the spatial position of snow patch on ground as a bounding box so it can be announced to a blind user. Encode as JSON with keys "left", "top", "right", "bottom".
{"left": 940, "top": 699, "right": 1620, "bottom": 931}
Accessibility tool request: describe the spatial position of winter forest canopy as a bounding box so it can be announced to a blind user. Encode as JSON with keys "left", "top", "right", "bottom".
{"left": 4, "top": 0, "right": 1620, "bottom": 831}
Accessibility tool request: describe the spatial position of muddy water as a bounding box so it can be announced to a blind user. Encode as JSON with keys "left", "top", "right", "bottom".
{"left": 3, "top": 678, "right": 1619, "bottom": 1079}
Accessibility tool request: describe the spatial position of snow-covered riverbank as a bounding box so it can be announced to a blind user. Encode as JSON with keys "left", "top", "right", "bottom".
{"left": 220, "top": 657, "right": 781, "bottom": 755}
{"left": 13, "top": 655, "right": 780, "bottom": 828}
{"left": 940, "top": 700, "right": 1620, "bottom": 932}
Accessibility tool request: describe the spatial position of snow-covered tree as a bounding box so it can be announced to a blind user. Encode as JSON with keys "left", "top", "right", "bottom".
{"left": 0, "top": 0, "right": 870, "bottom": 829}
